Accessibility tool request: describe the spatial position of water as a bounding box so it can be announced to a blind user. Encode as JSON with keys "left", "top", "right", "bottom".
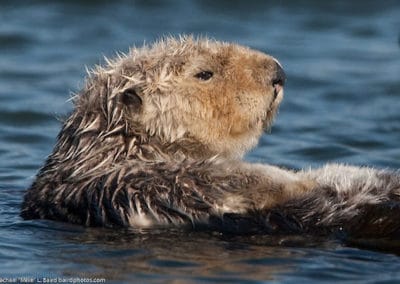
{"left": 1, "top": 0, "right": 400, "bottom": 282}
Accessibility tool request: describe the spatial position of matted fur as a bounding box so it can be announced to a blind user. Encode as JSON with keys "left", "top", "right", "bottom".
{"left": 21, "top": 36, "right": 400, "bottom": 239}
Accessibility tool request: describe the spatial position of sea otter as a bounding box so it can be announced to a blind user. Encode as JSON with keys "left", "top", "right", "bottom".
{"left": 21, "top": 36, "right": 400, "bottom": 239}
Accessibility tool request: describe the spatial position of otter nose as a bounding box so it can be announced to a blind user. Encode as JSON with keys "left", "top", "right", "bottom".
{"left": 271, "top": 60, "right": 285, "bottom": 100}
{"left": 272, "top": 60, "right": 286, "bottom": 87}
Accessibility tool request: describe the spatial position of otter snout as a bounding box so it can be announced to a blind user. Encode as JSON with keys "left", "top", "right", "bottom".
{"left": 272, "top": 60, "right": 286, "bottom": 100}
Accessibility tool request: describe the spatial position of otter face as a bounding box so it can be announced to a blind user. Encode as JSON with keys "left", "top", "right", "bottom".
{"left": 176, "top": 43, "right": 285, "bottom": 159}
{"left": 109, "top": 37, "right": 285, "bottom": 159}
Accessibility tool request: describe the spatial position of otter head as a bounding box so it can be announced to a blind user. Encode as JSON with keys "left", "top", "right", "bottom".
{"left": 76, "top": 37, "right": 285, "bottom": 161}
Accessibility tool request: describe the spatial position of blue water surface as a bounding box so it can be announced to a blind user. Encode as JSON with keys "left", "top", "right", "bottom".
{"left": 1, "top": 0, "right": 400, "bottom": 283}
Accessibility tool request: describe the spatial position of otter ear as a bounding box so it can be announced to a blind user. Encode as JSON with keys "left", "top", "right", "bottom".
{"left": 120, "top": 87, "right": 143, "bottom": 112}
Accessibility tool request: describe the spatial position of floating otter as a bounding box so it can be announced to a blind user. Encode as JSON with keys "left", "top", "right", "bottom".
{"left": 21, "top": 36, "right": 400, "bottom": 239}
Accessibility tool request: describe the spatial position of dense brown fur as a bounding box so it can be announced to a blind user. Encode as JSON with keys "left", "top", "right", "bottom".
{"left": 21, "top": 37, "right": 400, "bottom": 239}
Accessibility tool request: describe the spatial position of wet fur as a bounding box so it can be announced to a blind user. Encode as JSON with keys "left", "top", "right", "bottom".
{"left": 21, "top": 36, "right": 400, "bottom": 239}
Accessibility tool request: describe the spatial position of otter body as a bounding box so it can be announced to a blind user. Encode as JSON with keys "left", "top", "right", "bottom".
{"left": 21, "top": 37, "right": 400, "bottom": 238}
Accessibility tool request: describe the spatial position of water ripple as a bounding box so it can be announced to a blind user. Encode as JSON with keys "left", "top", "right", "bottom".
{"left": 0, "top": 32, "right": 35, "bottom": 50}
{"left": 0, "top": 110, "right": 54, "bottom": 126}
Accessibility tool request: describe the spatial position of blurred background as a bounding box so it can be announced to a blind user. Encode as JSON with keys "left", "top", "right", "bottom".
{"left": 0, "top": 0, "right": 399, "bottom": 282}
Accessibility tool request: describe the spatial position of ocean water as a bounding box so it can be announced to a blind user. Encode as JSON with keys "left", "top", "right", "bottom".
{"left": 1, "top": 0, "right": 400, "bottom": 283}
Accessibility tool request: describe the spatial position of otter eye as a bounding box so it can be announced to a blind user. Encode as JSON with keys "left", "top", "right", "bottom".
{"left": 194, "top": 71, "right": 213, "bottom": 81}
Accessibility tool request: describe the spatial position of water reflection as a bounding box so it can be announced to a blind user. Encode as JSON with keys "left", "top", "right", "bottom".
{"left": 59, "top": 228, "right": 310, "bottom": 282}
{"left": 18, "top": 223, "right": 398, "bottom": 282}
